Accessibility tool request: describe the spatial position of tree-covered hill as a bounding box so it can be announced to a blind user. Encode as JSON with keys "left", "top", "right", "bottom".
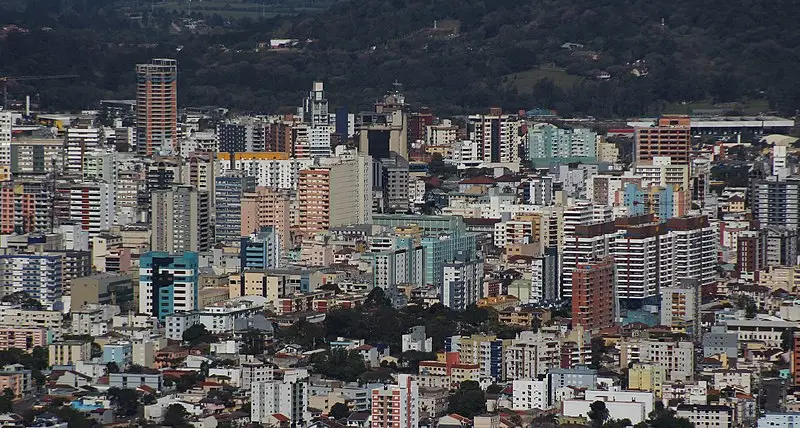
{"left": 2, "top": 0, "right": 799, "bottom": 117}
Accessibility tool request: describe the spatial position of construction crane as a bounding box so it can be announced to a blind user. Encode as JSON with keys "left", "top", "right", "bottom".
{"left": 1, "top": 74, "right": 81, "bottom": 110}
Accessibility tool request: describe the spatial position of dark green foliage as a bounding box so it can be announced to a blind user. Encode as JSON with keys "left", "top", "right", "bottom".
{"left": 782, "top": 328, "right": 796, "bottom": 351}
{"left": 107, "top": 387, "right": 139, "bottom": 417}
{"left": 163, "top": 404, "right": 190, "bottom": 428}
{"left": 648, "top": 402, "right": 694, "bottom": 428}
{"left": 604, "top": 419, "right": 632, "bottom": 428}
{"left": 0, "top": 388, "right": 13, "bottom": 413}
{"left": 310, "top": 349, "right": 367, "bottom": 382}
{"left": 275, "top": 320, "right": 325, "bottom": 349}
{"left": 447, "top": 381, "right": 486, "bottom": 418}
{"left": 2, "top": 0, "right": 800, "bottom": 116}
{"left": 0, "top": 347, "right": 48, "bottom": 371}
{"left": 240, "top": 329, "right": 267, "bottom": 355}
{"left": 485, "top": 383, "right": 503, "bottom": 394}
{"left": 182, "top": 324, "right": 218, "bottom": 345}
{"left": 330, "top": 402, "right": 351, "bottom": 420}
{"left": 588, "top": 400, "right": 610, "bottom": 427}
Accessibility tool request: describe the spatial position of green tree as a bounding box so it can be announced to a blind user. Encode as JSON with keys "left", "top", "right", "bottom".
{"left": 447, "top": 381, "right": 486, "bottom": 418}
{"left": 0, "top": 388, "right": 14, "bottom": 413}
{"left": 782, "top": 327, "right": 796, "bottom": 351}
{"left": 163, "top": 404, "right": 190, "bottom": 428}
{"left": 486, "top": 384, "right": 503, "bottom": 394}
{"left": 106, "top": 361, "right": 120, "bottom": 374}
{"left": 107, "top": 387, "right": 139, "bottom": 417}
{"left": 240, "top": 329, "right": 266, "bottom": 355}
{"left": 604, "top": 419, "right": 632, "bottom": 428}
{"left": 648, "top": 401, "right": 693, "bottom": 428}
{"left": 310, "top": 349, "right": 366, "bottom": 382}
{"left": 330, "top": 402, "right": 351, "bottom": 420}
{"left": 182, "top": 324, "right": 217, "bottom": 345}
{"left": 588, "top": 401, "right": 610, "bottom": 428}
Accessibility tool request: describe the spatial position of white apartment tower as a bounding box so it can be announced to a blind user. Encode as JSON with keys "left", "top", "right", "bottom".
{"left": 303, "top": 81, "right": 331, "bottom": 157}
{"left": 251, "top": 369, "right": 310, "bottom": 425}
{"left": 0, "top": 111, "right": 11, "bottom": 167}
{"left": 68, "top": 182, "right": 115, "bottom": 236}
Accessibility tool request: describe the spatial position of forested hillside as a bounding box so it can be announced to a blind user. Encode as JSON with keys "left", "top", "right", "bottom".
{"left": 1, "top": 0, "right": 799, "bottom": 117}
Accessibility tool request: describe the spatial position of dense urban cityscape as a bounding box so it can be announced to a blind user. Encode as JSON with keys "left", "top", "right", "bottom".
{"left": 2, "top": 5, "right": 800, "bottom": 427}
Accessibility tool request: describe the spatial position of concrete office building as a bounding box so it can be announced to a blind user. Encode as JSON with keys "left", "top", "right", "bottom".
{"left": 9, "top": 139, "right": 65, "bottom": 175}
{"left": 70, "top": 273, "right": 134, "bottom": 310}
{"left": 136, "top": 58, "right": 178, "bottom": 156}
{"left": 357, "top": 89, "right": 409, "bottom": 160}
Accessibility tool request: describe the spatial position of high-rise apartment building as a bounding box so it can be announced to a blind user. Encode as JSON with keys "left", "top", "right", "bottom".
{"left": 67, "top": 182, "right": 115, "bottom": 237}
{"left": 467, "top": 109, "right": 523, "bottom": 164}
{"left": 252, "top": 369, "right": 310, "bottom": 426}
{"left": 612, "top": 219, "right": 673, "bottom": 309}
{"left": 666, "top": 216, "right": 717, "bottom": 292}
{"left": 571, "top": 258, "right": 616, "bottom": 331}
{"left": 215, "top": 172, "right": 257, "bottom": 244}
{"left": 375, "top": 152, "right": 410, "bottom": 213}
{"left": 441, "top": 253, "right": 484, "bottom": 311}
{"left": 766, "top": 227, "right": 797, "bottom": 266}
{"left": 530, "top": 248, "right": 559, "bottom": 304}
{"left": 752, "top": 177, "right": 800, "bottom": 231}
{"left": 561, "top": 220, "right": 620, "bottom": 299}
{"left": 634, "top": 115, "right": 691, "bottom": 165}
{"left": 736, "top": 230, "right": 767, "bottom": 281}
{"left": 0, "top": 111, "right": 12, "bottom": 168}
{"left": 302, "top": 81, "right": 331, "bottom": 157}
{"left": 66, "top": 126, "right": 103, "bottom": 174}
{"left": 151, "top": 186, "right": 211, "bottom": 253}
{"left": 527, "top": 123, "right": 597, "bottom": 163}
{"left": 217, "top": 152, "right": 312, "bottom": 190}
{"left": 0, "top": 180, "right": 52, "bottom": 234}
{"left": 138, "top": 252, "right": 199, "bottom": 321}
{"left": 0, "top": 253, "right": 63, "bottom": 310}
{"left": 296, "top": 154, "right": 372, "bottom": 237}
{"left": 135, "top": 58, "right": 178, "bottom": 156}
{"left": 241, "top": 186, "right": 292, "bottom": 248}
{"left": 370, "top": 374, "right": 419, "bottom": 428}
{"left": 660, "top": 278, "right": 701, "bottom": 337}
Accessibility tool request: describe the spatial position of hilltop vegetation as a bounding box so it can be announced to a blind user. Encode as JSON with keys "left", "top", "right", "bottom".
{"left": 1, "top": 0, "right": 800, "bottom": 117}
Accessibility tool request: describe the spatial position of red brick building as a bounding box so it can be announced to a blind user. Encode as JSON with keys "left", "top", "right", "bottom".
{"left": 571, "top": 258, "right": 615, "bottom": 331}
